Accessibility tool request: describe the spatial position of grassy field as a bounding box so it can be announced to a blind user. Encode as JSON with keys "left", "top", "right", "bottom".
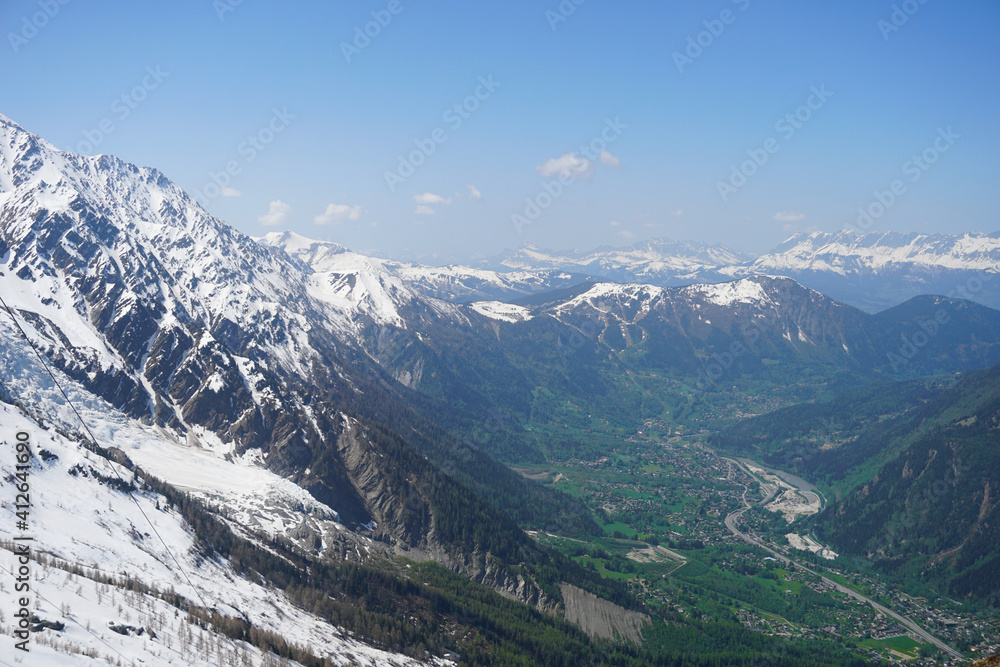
{"left": 859, "top": 634, "right": 922, "bottom": 657}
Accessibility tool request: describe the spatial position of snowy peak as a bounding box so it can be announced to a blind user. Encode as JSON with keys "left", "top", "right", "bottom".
{"left": 386, "top": 261, "right": 589, "bottom": 304}
{"left": 495, "top": 231, "right": 999, "bottom": 282}
{"left": 556, "top": 282, "right": 665, "bottom": 311}
{"left": 261, "top": 231, "right": 587, "bottom": 325}
{"left": 682, "top": 277, "right": 774, "bottom": 307}
{"left": 259, "top": 230, "right": 458, "bottom": 327}
{"left": 493, "top": 237, "right": 750, "bottom": 280}
{"left": 0, "top": 115, "right": 309, "bottom": 336}
{"left": 751, "top": 230, "right": 1000, "bottom": 274}
{"left": 487, "top": 231, "right": 999, "bottom": 311}
{"left": 549, "top": 276, "right": 819, "bottom": 319}
{"left": 0, "top": 117, "right": 354, "bottom": 454}
{"left": 736, "top": 231, "right": 1000, "bottom": 311}
{"left": 259, "top": 230, "right": 349, "bottom": 272}
{"left": 0, "top": 118, "right": 499, "bottom": 559}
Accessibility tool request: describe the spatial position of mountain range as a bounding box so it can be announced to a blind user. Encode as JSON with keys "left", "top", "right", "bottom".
{"left": 475, "top": 231, "right": 1000, "bottom": 313}
{"left": 2, "top": 111, "right": 998, "bottom": 664}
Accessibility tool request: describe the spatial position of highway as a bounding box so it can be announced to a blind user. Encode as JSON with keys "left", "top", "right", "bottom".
{"left": 722, "top": 460, "right": 964, "bottom": 661}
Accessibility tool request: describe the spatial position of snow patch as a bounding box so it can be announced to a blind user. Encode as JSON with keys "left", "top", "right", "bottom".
{"left": 685, "top": 279, "right": 770, "bottom": 307}
{"left": 469, "top": 301, "right": 533, "bottom": 323}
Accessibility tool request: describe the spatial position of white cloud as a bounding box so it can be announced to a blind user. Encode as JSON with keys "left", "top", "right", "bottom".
{"left": 413, "top": 193, "right": 452, "bottom": 206}
{"left": 599, "top": 150, "right": 621, "bottom": 168}
{"left": 220, "top": 187, "right": 241, "bottom": 197}
{"left": 414, "top": 205, "right": 435, "bottom": 216}
{"left": 671, "top": 209, "right": 684, "bottom": 217}
{"left": 617, "top": 230, "right": 636, "bottom": 240}
{"left": 314, "top": 203, "right": 363, "bottom": 225}
{"left": 467, "top": 185, "right": 482, "bottom": 200}
{"left": 773, "top": 211, "right": 806, "bottom": 223}
{"left": 258, "top": 200, "right": 290, "bottom": 227}
{"left": 610, "top": 220, "right": 622, "bottom": 227}
{"left": 537, "top": 153, "right": 592, "bottom": 179}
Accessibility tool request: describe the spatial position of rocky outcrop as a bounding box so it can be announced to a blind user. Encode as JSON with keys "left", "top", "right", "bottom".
{"left": 475, "top": 558, "right": 559, "bottom": 614}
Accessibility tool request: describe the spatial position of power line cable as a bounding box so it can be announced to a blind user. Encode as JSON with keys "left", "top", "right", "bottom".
{"left": 0, "top": 294, "right": 211, "bottom": 612}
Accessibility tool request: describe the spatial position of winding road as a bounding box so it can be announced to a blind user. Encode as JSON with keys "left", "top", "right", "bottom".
{"left": 722, "top": 459, "right": 964, "bottom": 661}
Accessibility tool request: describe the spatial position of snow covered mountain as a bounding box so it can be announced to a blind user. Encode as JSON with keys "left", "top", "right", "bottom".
{"left": 483, "top": 232, "right": 1000, "bottom": 312}
{"left": 262, "top": 227, "right": 1000, "bottom": 316}
{"left": 256, "top": 231, "right": 463, "bottom": 328}
{"left": 0, "top": 113, "right": 545, "bottom": 575}
{"left": 0, "top": 320, "right": 437, "bottom": 666}
{"left": 728, "top": 230, "right": 1000, "bottom": 311}
{"left": 2, "top": 111, "right": 998, "bottom": 664}
{"left": 528, "top": 276, "right": 869, "bottom": 375}
{"left": 457, "top": 274, "right": 1000, "bottom": 414}
{"left": 488, "top": 239, "right": 750, "bottom": 285}
{"left": 2, "top": 114, "right": 646, "bottom": 635}
{"left": 261, "top": 231, "right": 592, "bottom": 304}
{"left": 744, "top": 230, "right": 1000, "bottom": 275}
{"left": 0, "top": 111, "right": 341, "bottom": 426}
{"left": 0, "top": 113, "right": 609, "bottom": 664}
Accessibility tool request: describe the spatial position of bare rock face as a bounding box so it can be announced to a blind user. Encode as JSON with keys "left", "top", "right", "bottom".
{"left": 474, "top": 558, "right": 559, "bottom": 614}
{"left": 559, "top": 583, "right": 648, "bottom": 644}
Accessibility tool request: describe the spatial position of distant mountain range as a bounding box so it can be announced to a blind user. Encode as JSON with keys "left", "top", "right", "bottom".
{"left": 259, "top": 230, "right": 593, "bottom": 305}
{"left": 265, "top": 226, "right": 1000, "bottom": 431}
{"left": 261, "top": 229, "right": 1000, "bottom": 315}
{"left": 477, "top": 231, "right": 1000, "bottom": 312}
{"left": 486, "top": 238, "right": 751, "bottom": 284}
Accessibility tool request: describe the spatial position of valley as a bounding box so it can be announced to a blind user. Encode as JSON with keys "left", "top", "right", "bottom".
{"left": 520, "top": 417, "right": 1000, "bottom": 665}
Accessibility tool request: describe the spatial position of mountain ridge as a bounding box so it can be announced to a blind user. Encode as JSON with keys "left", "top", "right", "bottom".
{"left": 0, "top": 112, "right": 585, "bottom": 579}
{"left": 270, "top": 228, "right": 1000, "bottom": 313}
{"left": 3, "top": 111, "right": 998, "bottom": 663}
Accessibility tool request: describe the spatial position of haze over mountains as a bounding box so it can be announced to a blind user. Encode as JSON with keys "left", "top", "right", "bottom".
{"left": 2, "top": 112, "right": 999, "bottom": 664}
{"left": 475, "top": 231, "right": 1000, "bottom": 313}
{"left": 259, "top": 227, "right": 1000, "bottom": 317}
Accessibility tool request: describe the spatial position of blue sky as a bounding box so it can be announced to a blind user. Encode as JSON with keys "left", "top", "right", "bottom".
{"left": 2, "top": 0, "right": 998, "bottom": 260}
